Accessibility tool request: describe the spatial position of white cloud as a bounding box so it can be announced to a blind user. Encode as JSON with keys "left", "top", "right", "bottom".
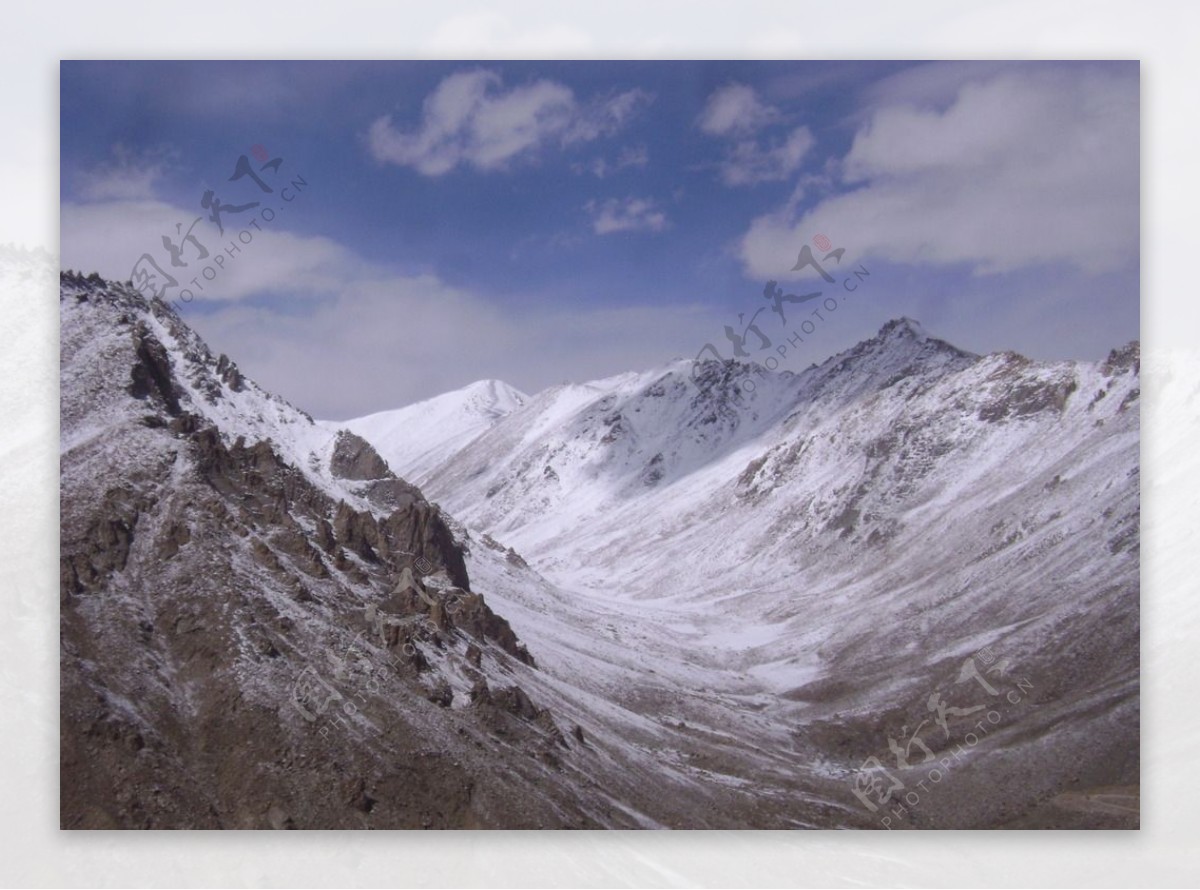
{"left": 573, "top": 144, "right": 649, "bottom": 178}
{"left": 720, "top": 127, "right": 814, "bottom": 186}
{"left": 60, "top": 188, "right": 713, "bottom": 419}
{"left": 367, "top": 69, "right": 651, "bottom": 175}
{"left": 75, "top": 146, "right": 174, "bottom": 201}
{"left": 567, "top": 90, "right": 653, "bottom": 143}
{"left": 61, "top": 149, "right": 360, "bottom": 300}
{"left": 585, "top": 196, "right": 668, "bottom": 235}
{"left": 60, "top": 197, "right": 362, "bottom": 302}
{"left": 698, "top": 85, "right": 813, "bottom": 187}
{"left": 738, "top": 65, "right": 1139, "bottom": 279}
{"left": 697, "top": 84, "right": 778, "bottom": 135}
{"left": 191, "top": 285, "right": 722, "bottom": 420}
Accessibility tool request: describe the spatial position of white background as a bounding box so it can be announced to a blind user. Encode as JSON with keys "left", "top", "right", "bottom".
{"left": 2, "top": 1, "right": 1196, "bottom": 886}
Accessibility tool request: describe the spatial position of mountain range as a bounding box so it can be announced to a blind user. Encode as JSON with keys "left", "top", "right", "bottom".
{"left": 59, "top": 267, "right": 1140, "bottom": 828}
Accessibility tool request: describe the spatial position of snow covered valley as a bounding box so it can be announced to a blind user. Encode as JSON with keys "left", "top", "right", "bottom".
{"left": 56, "top": 261, "right": 1141, "bottom": 829}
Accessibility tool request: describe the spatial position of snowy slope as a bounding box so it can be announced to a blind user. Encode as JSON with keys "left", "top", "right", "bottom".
{"left": 59, "top": 269, "right": 860, "bottom": 829}
{"left": 423, "top": 318, "right": 977, "bottom": 554}
{"left": 59, "top": 273, "right": 692, "bottom": 828}
{"left": 334, "top": 380, "right": 527, "bottom": 485}
{"left": 364, "top": 316, "right": 1141, "bottom": 828}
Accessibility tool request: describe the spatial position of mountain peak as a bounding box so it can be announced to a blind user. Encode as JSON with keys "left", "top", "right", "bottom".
{"left": 801, "top": 316, "right": 976, "bottom": 390}
{"left": 458, "top": 379, "right": 529, "bottom": 413}
{"left": 858, "top": 316, "right": 976, "bottom": 364}
{"left": 338, "top": 379, "right": 529, "bottom": 485}
{"left": 877, "top": 316, "right": 930, "bottom": 341}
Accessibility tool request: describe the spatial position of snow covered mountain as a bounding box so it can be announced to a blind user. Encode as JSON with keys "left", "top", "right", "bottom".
{"left": 376, "top": 316, "right": 1142, "bottom": 829}
{"left": 425, "top": 318, "right": 979, "bottom": 557}
{"left": 333, "top": 379, "right": 527, "bottom": 486}
{"left": 57, "top": 261, "right": 1139, "bottom": 829}
{"left": 58, "top": 272, "right": 677, "bottom": 829}
{"left": 59, "top": 269, "right": 889, "bottom": 830}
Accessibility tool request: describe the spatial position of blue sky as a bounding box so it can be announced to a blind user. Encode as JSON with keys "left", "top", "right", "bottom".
{"left": 60, "top": 60, "right": 1139, "bottom": 419}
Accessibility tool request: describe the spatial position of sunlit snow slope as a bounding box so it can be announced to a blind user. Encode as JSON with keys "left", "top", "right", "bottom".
{"left": 336, "top": 380, "right": 527, "bottom": 485}
{"left": 363, "top": 317, "right": 1141, "bottom": 828}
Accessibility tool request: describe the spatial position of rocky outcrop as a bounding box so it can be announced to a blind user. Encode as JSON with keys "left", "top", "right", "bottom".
{"left": 214, "top": 353, "right": 245, "bottom": 392}
{"left": 129, "top": 323, "right": 181, "bottom": 416}
{"left": 331, "top": 430, "right": 392, "bottom": 480}
{"left": 60, "top": 488, "right": 155, "bottom": 596}
{"left": 58, "top": 272, "right": 601, "bottom": 830}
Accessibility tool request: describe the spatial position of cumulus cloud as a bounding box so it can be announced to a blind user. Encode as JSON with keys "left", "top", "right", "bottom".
{"left": 697, "top": 84, "right": 778, "bottom": 135}
{"left": 697, "top": 84, "right": 812, "bottom": 187}
{"left": 720, "top": 127, "right": 814, "bottom": 186}
{"left": 738, "top": 64, "right": 1139, "bottom": 278}
{"left": 367, "top": 69, "right": 652, "bottom": 175}
{"left": 585, "top": 196, "right": 668, "bottom": 235}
